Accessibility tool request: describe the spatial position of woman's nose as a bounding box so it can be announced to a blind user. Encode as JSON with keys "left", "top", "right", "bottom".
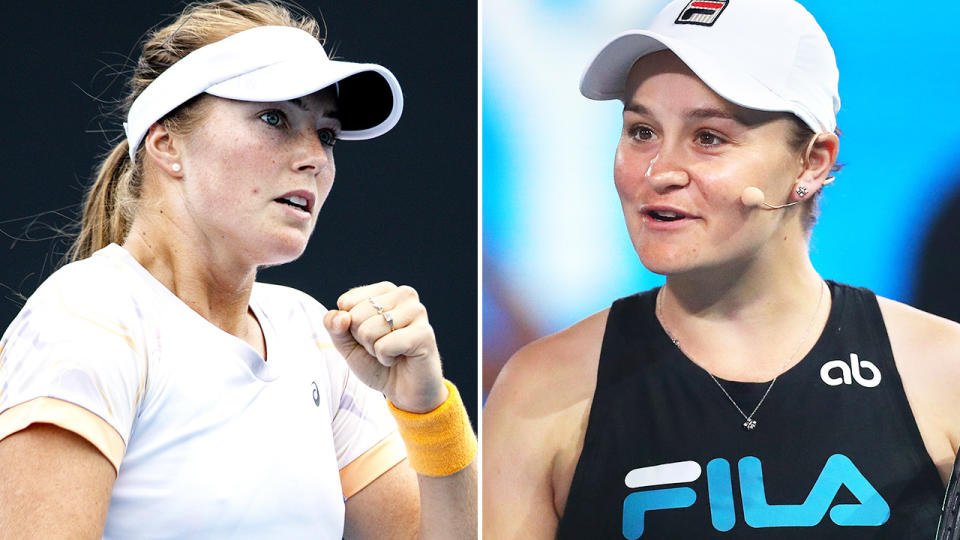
{"left": 291, "top": 130, "right": 331, "bottom": 173}
{"left": 645, "top": 152, "right": 689, "bottom": 192}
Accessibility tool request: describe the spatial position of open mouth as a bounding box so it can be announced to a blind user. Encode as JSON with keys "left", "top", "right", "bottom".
{"left": 276, "top": 195, "right": 310, "bottom": 213}
{"left": 646, "top": 209, "right": 685, "bottom": 222}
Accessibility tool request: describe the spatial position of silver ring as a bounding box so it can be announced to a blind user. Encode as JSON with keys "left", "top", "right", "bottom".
{"left": 383, "top": 312, "right": 394, "bottom": 331}
{"left": 368, "top": 297, "right": 384, "bottom": 314}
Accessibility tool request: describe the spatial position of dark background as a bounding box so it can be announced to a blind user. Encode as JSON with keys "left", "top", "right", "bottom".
{"left": 0, "top": 2, "right": 478, "bottom": 423}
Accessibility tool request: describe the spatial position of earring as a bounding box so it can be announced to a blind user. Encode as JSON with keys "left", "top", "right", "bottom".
{"left": 171, "top": 163, "right": 182, "bottom": 172}
{"left": 795, "top": 185, "right": 808, "bottom": 198}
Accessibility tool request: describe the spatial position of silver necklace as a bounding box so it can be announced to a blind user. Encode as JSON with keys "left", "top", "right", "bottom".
{"left": 655, "top": 280, "right": 826, "bottom": 431}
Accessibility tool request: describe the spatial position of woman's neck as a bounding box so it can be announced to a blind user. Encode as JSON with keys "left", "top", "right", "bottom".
{"left": 122, "top": 212, "right": 258, "bottom": 342}
{"left": 657, "top": 244, "right": 830, "bottom": 381}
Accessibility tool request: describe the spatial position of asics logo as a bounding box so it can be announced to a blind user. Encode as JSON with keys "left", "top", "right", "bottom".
{"left": 311, "top": 381, "right": 320, "bottom": 406}
{"left": 820, "top": 353, "right": 881, "bottom": 388}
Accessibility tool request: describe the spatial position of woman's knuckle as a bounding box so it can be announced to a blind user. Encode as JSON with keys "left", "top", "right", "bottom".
{"left": 398, "top": 285, "right": 419, "bottom": 300}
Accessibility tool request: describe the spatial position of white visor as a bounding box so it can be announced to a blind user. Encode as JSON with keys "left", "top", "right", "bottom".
{"left": 124, "top": 26, "right": 403, "bottom": 159}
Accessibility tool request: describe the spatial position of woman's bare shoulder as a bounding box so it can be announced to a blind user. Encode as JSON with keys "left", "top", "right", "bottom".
{"left": 877, "top": 296, "right": 960, "bottom": 392}
{"left": 877, "top": 295, "right": 960, "bottom": 477}
{"left": 877, "top": 296, "right": 960, "bottom": 359}
{"left": 482, "top": 308, "right": 611, "bottom": 538}
{"left": 490, "top": 307, "right": 611, "bottom": 408}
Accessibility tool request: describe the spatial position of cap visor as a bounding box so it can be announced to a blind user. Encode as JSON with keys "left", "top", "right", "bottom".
{"left": 580, "top": 31, "right": 792, "bottom": 116}
{"left": 206, "top": 59, "right": 403, "bottom": 139}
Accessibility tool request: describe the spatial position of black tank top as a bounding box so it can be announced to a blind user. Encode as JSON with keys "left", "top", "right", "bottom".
{"left": 557, "top": 282, "right": 945, "bottom": 539}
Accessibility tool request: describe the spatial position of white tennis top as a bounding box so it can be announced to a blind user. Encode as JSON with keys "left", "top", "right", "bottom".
{"left": 0, "top": 244, "right": 406, "bottom": 538}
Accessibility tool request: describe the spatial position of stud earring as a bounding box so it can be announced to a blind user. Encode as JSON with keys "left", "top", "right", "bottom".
{"left": 171, "top": 163, "right": 181, "bottom": 172}
{"left": 795, "top": 185, "right": 808, "bottom": 198}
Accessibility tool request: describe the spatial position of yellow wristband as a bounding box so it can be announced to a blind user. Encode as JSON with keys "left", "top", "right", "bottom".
{"left": 387, "top": 380, "right": 477, "bottom": 477}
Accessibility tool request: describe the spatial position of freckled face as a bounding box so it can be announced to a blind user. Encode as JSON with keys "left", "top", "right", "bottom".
{"left": 615, "top": 51, "right": 803, "bottom": 276}
{"left": 177, "top": 89, "right": 340, "bottom": 267}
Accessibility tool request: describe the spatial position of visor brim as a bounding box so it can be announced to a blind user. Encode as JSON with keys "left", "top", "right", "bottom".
{"left": 205, "top": 59, "right": 403, "bottom": 140}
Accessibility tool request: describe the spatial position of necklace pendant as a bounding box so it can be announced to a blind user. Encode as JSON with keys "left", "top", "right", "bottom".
{"left": 743, "top": 419, "right": 757, "bottom": 431}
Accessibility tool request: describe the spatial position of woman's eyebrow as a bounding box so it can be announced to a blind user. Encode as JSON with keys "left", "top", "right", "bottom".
{"left": 624, "top": 103, "right": 755, "bottom": 126}
{"left": 624, "top": 103, "right": 740, "bottom": 122}
{"left": 685, "top": 107, "right": 736, "bottom": 121}
{"left": 623, "top": 102, "right": 651, "bottom": 115}
{"left": 686, "top": 106, "right": 773, "bottom": 126}
{"left": 289, "top": 97, "right": 310, "bottom": 111}
{"left": 288, "top": 97, "right": 340, "bottom": 120}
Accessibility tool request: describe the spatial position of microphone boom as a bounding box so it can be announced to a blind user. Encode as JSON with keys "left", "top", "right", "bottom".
{"left": 741, "top": 186, "right": 801, "bottom": 209}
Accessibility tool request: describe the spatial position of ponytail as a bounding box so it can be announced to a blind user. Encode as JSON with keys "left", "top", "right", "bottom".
{"left": 67, "top": 141, "right": 140, "bottom": 263}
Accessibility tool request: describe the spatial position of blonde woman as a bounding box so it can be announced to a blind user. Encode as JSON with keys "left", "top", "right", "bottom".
{"left": 0, "top": 2, "right": 476, "bottom": 538}
{"left": 484, "top": 0, "right": 960, "bottom": 538}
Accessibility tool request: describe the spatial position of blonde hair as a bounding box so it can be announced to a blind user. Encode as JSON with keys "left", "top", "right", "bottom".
{"left": 67, "top": 0, "right": 322, "bottom": 262}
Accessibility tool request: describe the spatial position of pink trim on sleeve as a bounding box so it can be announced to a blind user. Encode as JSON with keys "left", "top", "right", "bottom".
{"left": 0, "top": 397, "right": 126, "bottom": 474}
{"left": 339, "top": 431, "right": 407, "bottom": 499}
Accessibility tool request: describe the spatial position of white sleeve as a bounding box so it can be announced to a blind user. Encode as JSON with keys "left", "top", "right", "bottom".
{"left": 330, "top": 363, "right": 407, "bottom": 498}
{"left": 0, "top": 275, "right": 148, "bottom": 473}
{"left": 256, "top": 282, "right": 408, "bottom": 498}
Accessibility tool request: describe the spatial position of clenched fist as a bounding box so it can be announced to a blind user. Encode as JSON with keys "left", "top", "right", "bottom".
{"left": 323, "top": 281, "right": 448, "bottom": 413}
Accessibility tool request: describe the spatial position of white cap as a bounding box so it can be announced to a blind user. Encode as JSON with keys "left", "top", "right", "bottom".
{"left": 580, "top": 0, "right": 840, "bottom": 133}
{"left": 124, "top": 26, "right": 403, "bottom": 159}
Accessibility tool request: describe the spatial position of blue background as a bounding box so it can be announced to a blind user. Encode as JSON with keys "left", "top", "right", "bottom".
{"left": 482, "top": 0, "right": 960, "bottom": 393}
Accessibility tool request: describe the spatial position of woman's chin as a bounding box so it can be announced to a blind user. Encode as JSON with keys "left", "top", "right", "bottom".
{"left": 251, "top": 236, "right": 310, "bottom": 268}
{"left": 636, "top": 245, "right": 698, "bottom": 276}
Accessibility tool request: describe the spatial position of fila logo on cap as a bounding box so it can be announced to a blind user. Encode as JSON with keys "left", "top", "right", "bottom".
{"left": 675, "top": 0, "right": 729, "bottom": 27}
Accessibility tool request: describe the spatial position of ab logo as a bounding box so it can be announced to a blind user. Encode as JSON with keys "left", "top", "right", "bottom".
{"left": 622, "top": 455, "right": 889, "bottom": 538}
{"left": 820, "top": 353, "right": 881, "bottom": 388}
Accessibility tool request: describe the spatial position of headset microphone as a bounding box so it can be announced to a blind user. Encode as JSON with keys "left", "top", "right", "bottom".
{"left": 740, "top": 186, "right": 802, "bottom": 209}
